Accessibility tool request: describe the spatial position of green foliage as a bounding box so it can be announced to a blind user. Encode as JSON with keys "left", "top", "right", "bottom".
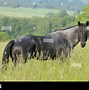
{"left": 50, "top": 9, "right": 75, "bottom": 31}
{"left": 74, "top": 5, "right": 89, "bottom": 37}
{"left": 75, "top": 5, "right": 89, "bottom": 22}
{"left": 0, "top": 32, "right": 10, "bottom": 41}
{"left": 0, "top": 9, "right": 75, "bottom": 41}
{"left": 59, "top": 9, "right": 68, "bottom": 17}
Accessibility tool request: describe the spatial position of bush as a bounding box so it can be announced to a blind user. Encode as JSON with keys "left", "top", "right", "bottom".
{"left": 0, "top": 32, "right": 10, "bottom": 41}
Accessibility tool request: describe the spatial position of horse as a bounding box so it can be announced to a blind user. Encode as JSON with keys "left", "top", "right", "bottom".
{"left": 11, "top": 35, "right": 37, "bottom": 65}
{"left": 49, "top": 21, "right": 89, "bottom": 57}
{"left": 35, "top": 21, "right": 89, "bottom": 60}
{"left": 1, "top": 35, "right": 37, "bottom": 70}
{"left": 1, "top": 21, "right": 89, "bottom": 70}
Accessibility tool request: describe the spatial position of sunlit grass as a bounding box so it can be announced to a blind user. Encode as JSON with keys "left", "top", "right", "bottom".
{"left": 0, "top": 40, "right": 89, "bottom": 81}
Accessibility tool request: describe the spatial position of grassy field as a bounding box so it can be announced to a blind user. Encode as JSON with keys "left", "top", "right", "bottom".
{"left": 0, "top": 7, "right": 59, "bottom": 18}
{"left": 0, "top": 7, "right": 75, "bottom": 18}
{"left": 0, "top": 40, "right": 89, "bottom": 81}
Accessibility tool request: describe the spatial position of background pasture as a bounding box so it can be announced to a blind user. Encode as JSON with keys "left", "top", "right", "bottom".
{"left": 0, "top": 7, "right": 75, "bottom": 18}
{"left": 0, "top": 7, "right": 59, "bottom": 18}
{"left": 0, "top": 40, "right": 89, "bottom": 81}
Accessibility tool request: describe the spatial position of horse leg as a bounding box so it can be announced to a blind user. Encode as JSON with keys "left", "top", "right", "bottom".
{"left": 43, "top": 50, "right": 48, "bottom": 60}
{"left": 32, "top": 51, "right": 37, "bottom": 59}
{"left": 14, "top": 53, "right": 21, "bottom": 66}
{"left": 52, "top": 52, "right": 56, "bottom": 60}
{"left": 61, "top": 46, "right": 71, "bottom": 59}
{"left": 22, "top": 51, "right": 28, "bottom": 63}
{"left": 58, "top": 47, "right": 64, "bottom": 61}
{"left": 29, "top": 51, "right": 34, "bottom": 59}
{"left": 58, "top": 47, "right": 68, "bottom": 61}
{"left": 13, "top": 54, "right": 17, "bottom": 67}
{"left": 49, "top": 50, "right": 56, "bottom": 60}
{"left": 2, "top": 58, "right": 9, "bottom": 70}
{"left": 31, "top": 45, "right": 36, "bottom": 59}
{"left": 1, "top": 54, "right": 10, "bottom": 70}
{"left": 37, "top": 50, "right": 41, "bottom": 60}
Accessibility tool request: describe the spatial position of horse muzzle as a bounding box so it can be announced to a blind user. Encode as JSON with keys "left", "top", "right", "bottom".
{"left": 81, "top": 43, "right": 86, "bottom": 48}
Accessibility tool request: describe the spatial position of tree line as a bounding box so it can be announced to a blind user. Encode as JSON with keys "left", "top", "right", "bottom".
{"left": 0, "top": 0, "right": 87, "bottom": 12}
{"left": 0, "top": 5, "right": 89, "bottom": 41}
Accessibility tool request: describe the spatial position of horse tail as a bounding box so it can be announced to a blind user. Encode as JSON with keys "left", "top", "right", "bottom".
{"left": 1, "top": 40, "right": 15, "bottom": 70}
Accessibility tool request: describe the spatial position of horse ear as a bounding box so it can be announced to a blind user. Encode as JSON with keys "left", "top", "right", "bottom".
{"left": 78, "top": 21, "right": 81, "bottom": 26}
{"left": 86, "top": 21, "right": 89, "bottom": 26}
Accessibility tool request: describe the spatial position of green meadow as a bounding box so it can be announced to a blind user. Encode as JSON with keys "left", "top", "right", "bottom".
{"left": 0, "top": 40, "right": 89, "bottom": 81}
{"left": 0, "top": 7, "right": 75, "bottom": 18}
{"left": 0, "top": 7, "right": 59, "bottom": 18}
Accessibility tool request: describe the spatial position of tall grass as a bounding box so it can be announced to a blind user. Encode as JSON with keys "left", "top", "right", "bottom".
{"left": 0, "top": 40, "right": 89, "bottom": 81}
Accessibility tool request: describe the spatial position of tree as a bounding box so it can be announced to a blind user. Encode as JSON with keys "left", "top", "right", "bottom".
{"left": 75, "top": 5, "right": 89, "bottom": 22}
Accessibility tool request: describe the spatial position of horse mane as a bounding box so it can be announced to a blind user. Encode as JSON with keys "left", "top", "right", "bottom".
{"left": 53, "top": 25, "right": 78, "bottom": 32}
{"left": 61, "top": 25, "right": 78, "bottom": 30}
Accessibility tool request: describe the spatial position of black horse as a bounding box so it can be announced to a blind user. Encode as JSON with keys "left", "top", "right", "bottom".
{"left": 35, "top": 21, "right": 89, "bottom": 60}
{"left": 13, "top": 21, "right": 89, "bottom": 60}
{"left": 1, "top": 21, "right": 89, "bottom": 70}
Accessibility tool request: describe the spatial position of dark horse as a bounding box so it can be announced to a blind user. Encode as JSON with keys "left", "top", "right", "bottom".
{"left": 1, "top": 21, "right": 89, "bottom": 70}
{"left": 47, "top": 21, "right": 89, "bottom": 59}
{"left": 11, "top": 35, "right": 37, "bottom": 66}
{"left": 33, "top": 21, "right": 89, "bottom": 60}
{"left": 1, "top": 35, "right": 37, "bottom": 70}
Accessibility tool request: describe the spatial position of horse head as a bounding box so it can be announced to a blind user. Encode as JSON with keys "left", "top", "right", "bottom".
{"left": 78, "top": 21, "right": 89, "bottom": 48}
